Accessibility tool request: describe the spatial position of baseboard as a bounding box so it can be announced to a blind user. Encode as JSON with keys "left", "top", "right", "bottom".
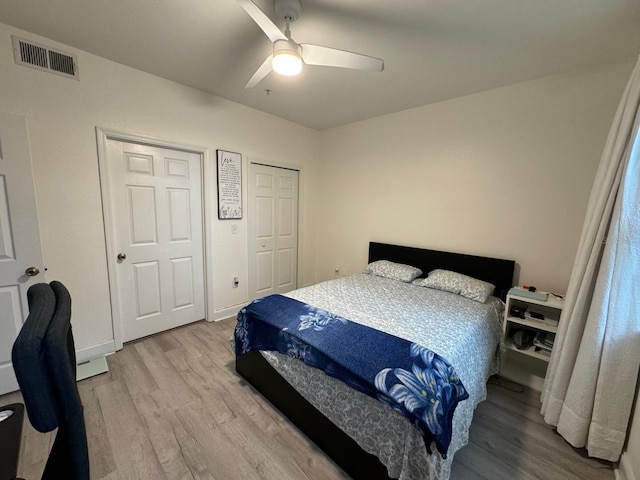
{"left": 1, "top": 340, "right": 115, "bottom": 395}
{"left": 211, "top": 304, "right": 243, "bottom": 322}
{"left": 76, "top": 340, "right": 116, "bottom": 362}
{"left": 616, "top": 451, "right": 638, "bottom": 480}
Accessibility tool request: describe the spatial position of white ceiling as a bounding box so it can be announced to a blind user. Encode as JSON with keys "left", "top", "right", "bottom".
{"left": 1, "top": 0, "right": 639, "bottom": 130}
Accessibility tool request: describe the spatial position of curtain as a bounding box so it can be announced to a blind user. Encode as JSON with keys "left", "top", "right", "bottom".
{"left": 540, "top": 56, "right": 640, "bottom": 462}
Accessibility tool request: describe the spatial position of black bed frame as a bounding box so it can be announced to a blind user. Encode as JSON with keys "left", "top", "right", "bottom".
{"left": 236, "top": 242, "right": 515, "bottom": 479}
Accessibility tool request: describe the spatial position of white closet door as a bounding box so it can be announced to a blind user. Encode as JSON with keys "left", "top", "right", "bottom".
{"left": 248, "top": 163, "right": 298, "bottom": 300}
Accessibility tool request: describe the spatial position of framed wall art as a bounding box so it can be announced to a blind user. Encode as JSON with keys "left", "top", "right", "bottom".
{"left": 216, "top": 149, "right": 242, "bottom": 219}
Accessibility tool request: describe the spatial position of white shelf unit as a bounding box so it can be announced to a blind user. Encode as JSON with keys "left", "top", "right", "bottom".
{"left": 501, "top": 291, "right": 564, "bottom": 390}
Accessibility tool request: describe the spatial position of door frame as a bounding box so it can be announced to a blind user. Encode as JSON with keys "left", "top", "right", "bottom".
{"left": 247, "top": 159, "right": 303, "bottom": 301}
{"left": 96, "top": 128, "right": 212, "bottom": 350}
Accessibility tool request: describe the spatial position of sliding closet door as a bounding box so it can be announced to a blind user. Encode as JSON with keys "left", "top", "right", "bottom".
{"left": 248, "top": 163, "right": 299, "bottom": 300}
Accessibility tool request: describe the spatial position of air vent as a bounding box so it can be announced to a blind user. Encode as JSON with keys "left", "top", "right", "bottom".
{"left": 12, "top": 35, "right": 79, "bottom": 80}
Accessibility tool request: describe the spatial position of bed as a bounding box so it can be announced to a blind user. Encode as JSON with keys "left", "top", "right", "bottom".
{"left": 235, "top": 242, "right": 515, "bottom": 480}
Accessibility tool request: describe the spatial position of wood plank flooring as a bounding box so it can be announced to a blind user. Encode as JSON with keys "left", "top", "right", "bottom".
{"left": 0, "top": 317, "right": 614, "bottom": 480}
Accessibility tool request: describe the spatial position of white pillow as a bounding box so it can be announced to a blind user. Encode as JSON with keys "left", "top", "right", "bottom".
{"left": 413, "top": 269, "right": 495, "bottom": 302}
{"left": 364, "top": 260, "right": 422, "bottom": 283}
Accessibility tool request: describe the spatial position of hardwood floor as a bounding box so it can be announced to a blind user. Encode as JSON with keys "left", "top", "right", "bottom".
{"left": 1, "top": 317, "right": 614, "bottom": 480}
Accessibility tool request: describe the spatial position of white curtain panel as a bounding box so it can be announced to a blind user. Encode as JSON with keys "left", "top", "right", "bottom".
{"left": 540, "top": 56, "right": 640, "bottom": 462}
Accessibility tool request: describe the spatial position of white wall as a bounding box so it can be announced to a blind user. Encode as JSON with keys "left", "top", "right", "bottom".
{"left": 317, "top": 60, "right": 634, "bottom": 294}
{"left": 0, "top": 23, "right": 321, "bottom": 359}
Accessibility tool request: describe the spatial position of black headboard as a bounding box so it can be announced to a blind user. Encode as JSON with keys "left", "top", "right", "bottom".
{"left": 368, "top": 242, "right": 515, "bottom": 299}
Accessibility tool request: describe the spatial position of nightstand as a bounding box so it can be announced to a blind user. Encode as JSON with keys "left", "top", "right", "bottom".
{"left": 500, "top": 289, "right": 564, "bottom": 390}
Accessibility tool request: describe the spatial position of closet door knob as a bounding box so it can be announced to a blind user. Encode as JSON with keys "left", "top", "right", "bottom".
{"left": 117, "top": 252, "right": 127, "bottom": 261}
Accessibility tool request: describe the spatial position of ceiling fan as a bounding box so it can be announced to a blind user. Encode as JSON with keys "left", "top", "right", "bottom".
{"left": 238, "top": 0, "right": 384, "bottom": 88}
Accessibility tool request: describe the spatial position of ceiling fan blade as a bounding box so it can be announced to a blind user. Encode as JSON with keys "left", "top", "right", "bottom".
{"left": 300, "top": 44, "right": 384, "bottom": 72}
{"left": 245, "top": 54, "right": 274, "bottom": 88}
{"left": 237, "top": 0, "right": 287, "bottom": 43}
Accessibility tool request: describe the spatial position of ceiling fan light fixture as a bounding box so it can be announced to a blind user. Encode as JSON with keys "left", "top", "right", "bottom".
{"left": 272, "top": 38, "right": 303, "bottom": 76}
{"left": 272, "top": 50, "right": 302, "bottom": 76}
{"left": 239, "top": 0, "right": 383, "bottom": 88}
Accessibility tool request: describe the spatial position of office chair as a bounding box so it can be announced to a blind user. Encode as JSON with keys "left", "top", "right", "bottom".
{"left": 2, "top": 283, "right": 54, "bottom": 480}
{"left": 12, "top": 281, "right": 90, "bottom": 480}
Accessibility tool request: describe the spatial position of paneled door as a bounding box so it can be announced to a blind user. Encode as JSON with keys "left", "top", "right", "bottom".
{"left": 248, "top": 163, "right": 299, "bottom": 300}
{"left": 102, "top": 139, "right": 205, "bottom": 343}
{"left": 0, "top": 113, "right": 45, "bottom": 394}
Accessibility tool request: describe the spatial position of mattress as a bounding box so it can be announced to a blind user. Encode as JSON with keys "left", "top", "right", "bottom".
{"left": 260, "top": 273, "right": 504, "bottom": 480}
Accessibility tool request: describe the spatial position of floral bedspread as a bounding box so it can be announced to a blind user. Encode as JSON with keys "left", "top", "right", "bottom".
{"left": 234, "top": 293, "right": 469, "bottom": 457}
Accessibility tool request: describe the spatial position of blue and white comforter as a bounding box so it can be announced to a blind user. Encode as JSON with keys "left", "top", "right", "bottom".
{"left": 252, "top": 273, "right": 504, "bottom": 480}
{"left": 235, "top": 294, "right": 469, "bottom": 457}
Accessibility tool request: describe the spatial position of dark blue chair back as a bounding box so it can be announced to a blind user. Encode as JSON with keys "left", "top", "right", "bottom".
{"left": 12, "top": 281, "right": 90, "bottom": 480}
